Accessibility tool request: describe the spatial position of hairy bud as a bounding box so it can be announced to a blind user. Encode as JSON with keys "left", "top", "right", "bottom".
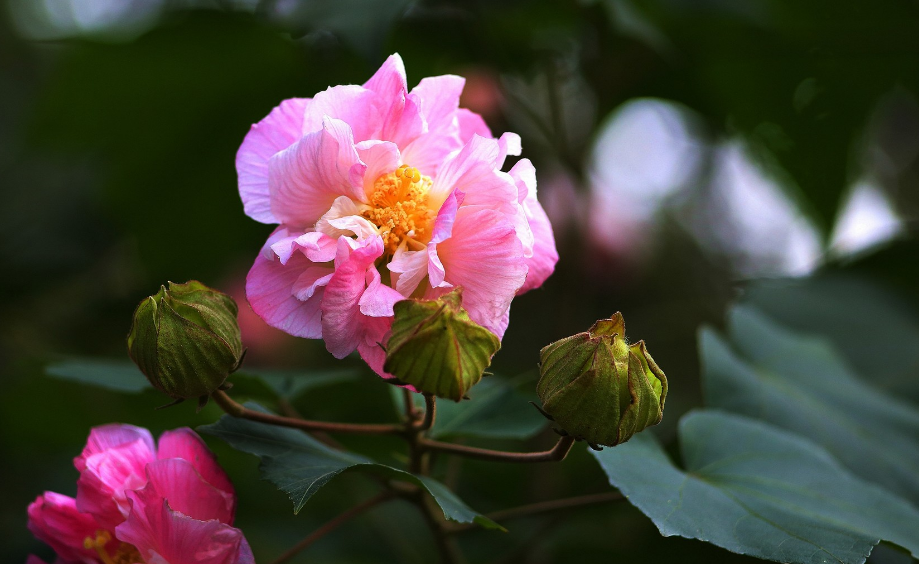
{"left": 127, "top": 281, "right": 244, "bottom": 403}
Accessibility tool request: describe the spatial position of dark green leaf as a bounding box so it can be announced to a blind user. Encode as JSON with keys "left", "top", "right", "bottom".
{"left": 591, "top": 410, "right": 919, "bottom": 564}
{"left": 44, "top": 357, "right": 355, "bottom": 401}
{"left": 200, "top": 403, "right": 502, "bottom": 530}
{"left": 391, "top": 376, "right": 547, "bottom": 440}
{"left": 742, "top": 275, "right": 919, "bottom": 403}
{"left": 701, "top": 306, "right": 919, "bottom": 506}
{"left": 45, "top": 358, "right": 149, "bottom": 393}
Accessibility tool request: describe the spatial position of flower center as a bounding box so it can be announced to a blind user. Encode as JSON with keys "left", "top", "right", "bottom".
{"left": 362, "top": 164, "right": 434, "bottom": 255}
{"left": 84, "top": 530, "right": 143, "bottom": 564}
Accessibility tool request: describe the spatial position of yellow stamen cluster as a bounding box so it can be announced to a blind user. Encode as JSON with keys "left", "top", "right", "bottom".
{"left": 362, "top": 164, "right": 434, "bottom": 255}
{"left": 83, "top": 530, "right": 143, "bottom": 564}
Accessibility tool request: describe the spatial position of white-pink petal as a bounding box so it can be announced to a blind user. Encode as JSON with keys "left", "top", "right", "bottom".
{"left": 246, "top": 245, "right": 324, "bottom": 339}
{"left": 510, "top": 159, "right": 558, "bottom": 294}
{"left": 236, "top": 98, "right": 310, "bottom": 224}
{"left": 431, "top": 135, "right": 518, "bottom": 215}
{"left": 433, "top": 207, "right": 527, "bottom": 338}
{"left": 302, "top": 85, "right": 382, "bottom": 142}
{"left": 269, "top": 117, "right": 366, "bottom": 229}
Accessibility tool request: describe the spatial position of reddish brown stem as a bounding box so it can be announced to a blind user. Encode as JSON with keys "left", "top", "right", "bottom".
{"left": 419, "top": 435, "right": 575, "bottom": 463}
{"left": 211, "top": 390, "right": 404, "bottom": 436}
{"left": 416, "top": 393, "right": 436, "bottom": 431}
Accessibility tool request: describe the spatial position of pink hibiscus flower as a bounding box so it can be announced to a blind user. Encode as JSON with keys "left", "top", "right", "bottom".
{"left": 237, "top": 53, "right": 558, "bottom": 378}
{"left": 27, "top": 424, "right": 253, "bottom": 564}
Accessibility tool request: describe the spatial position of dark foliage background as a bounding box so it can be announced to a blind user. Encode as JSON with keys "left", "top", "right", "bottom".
{"left": 2, "top": 1, "right": 918, "bottom": 562}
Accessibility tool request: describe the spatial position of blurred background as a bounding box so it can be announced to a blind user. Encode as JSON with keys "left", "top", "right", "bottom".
{"left": 2, "top": 0, "right": 918, "bottom": 562}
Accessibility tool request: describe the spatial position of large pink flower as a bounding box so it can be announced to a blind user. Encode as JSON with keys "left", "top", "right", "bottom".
{"left": 238, "top": 53, "right": 558, "bottom": 378}
{"left": 27, "top": 424, "right": 252, "bottom": 564}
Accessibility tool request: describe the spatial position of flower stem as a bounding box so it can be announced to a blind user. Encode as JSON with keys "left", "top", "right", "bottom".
{"left": 419, "top": 435, "right": 575, "bottom": 463}
{"left": 269, "top": 491, "right": 395, "bottom": 564}
{"left": 416, "top": 393, "right": 436, "bottom": 431}
{"left": 211, "top": 390, "right": 404, "bottom": 435}
{"left": 446, "top": 491, "right": 625, "bottom": 534}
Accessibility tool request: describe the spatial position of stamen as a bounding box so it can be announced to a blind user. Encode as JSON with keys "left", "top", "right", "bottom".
{"left": 83, "top": 530, "right": 143, "bottom": 564}
{"left": 362, "top": 164, "right": 435, "bottom": 255}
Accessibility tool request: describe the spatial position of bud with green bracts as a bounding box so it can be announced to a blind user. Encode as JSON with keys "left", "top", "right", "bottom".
{"left": 384, "top": 287, "right": 501, "bottom": 402}
{"left": 536, "top": 313, "right": 667, "bottom": 449}
{"left": 127, "top": 280, "right": 244, "bottom": 404}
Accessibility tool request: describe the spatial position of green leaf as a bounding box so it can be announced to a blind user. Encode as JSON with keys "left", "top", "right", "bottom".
{"left": 591, "top": 410, "right": 919, "bottom": 564}
{"left": 384, "top": 288, "right": 501, "bottom": 402}
{"left": 44, "top": 358, "right": 355, "bottom": 401}
{"left": 45, "top": 358, "right": 149, "bottom": 393}
{"left": 199, "top": 403, "right": 503, "bottom": 530}
{"left": 742, "top": 275, "right": 919, "bottom": 403}
{"left": 701, "top": 306, "right": 919, "bottom": 506}
{"left": 391, "top": 376, "right": 547, "bottom": 440}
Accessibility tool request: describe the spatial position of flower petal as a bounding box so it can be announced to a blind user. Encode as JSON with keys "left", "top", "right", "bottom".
{"left": 497, "top": 131, "right": 522, "bottom": 168}
{"left": 411, "top": 75, "right": 466, "bottom": 132}
{"left": 432, "top": 207, "right": 527, "bottom": 338}
{"left": 303, "top": 85, "right": 381, "bottom": 143}
{"left": 320, "top": 236, "right": 385, "bottom": 358}
{"left": 247, "top": 238, "right": 325, "bottom": 339}
{"left": 363, "top": 54, "right": 408, "bottom": 104}
{"left": 27, "top": 492, "right": 100, "bottom": 563}
{"left": 355, "top": 140, "right": 402, "bottom": 197}
{"left": 74, "top": 424, "right": 155, "bottom": 473}
{"left": 117, "top": 492, "right": 247, "bottom": 564}
{"left": 431, "top": 135, "right": 517, "bottom": 215}
{"left": 135, "top": 459, "right": 235, "bottom": 524}
{"left": 269, "top": 117, "right": 366, "bottom": 229}
{"left": 236, "top": 98, "right": 310, "bottom": 224}
{"left": 388, "top": 246, "right": 429, "bottom": 296}
{"left": 316, "top": 196, "right": 377, "bottom": 240}
{"left": 457, "top": 108, "right": 492, "bottom": 142}
{"left": 156, "top": 428, "right": 235, "bottom": 502}
{"left": 510, "top": 159, "right": 558, "bottom": 293}
{"left": 359, "top": 267, "right": 404, "bottom": 317}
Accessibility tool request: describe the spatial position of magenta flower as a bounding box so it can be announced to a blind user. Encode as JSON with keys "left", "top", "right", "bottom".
{"left": 27, "top": 424, "right": 253, "bottom": 564}
{"left": 237, "top": 53, "right": 558, "bottom": 378}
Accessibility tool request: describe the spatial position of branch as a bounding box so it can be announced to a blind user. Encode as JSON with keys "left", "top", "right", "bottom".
{"left": 419, "top": 435, "right": 575, "bottom": 463}
{"left": 211, "top": 390, "right": 404, "bottom": 436}
{"left": 446, "top": 491, "right": 625, "bottom": 534}
{"left": 416, "top": 393, "right": 436, "bottom": 431}
{"left": 270, "top": 491, "right": 394, "bottom": 564}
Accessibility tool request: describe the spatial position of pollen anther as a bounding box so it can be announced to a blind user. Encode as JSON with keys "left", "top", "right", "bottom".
{"left": 363, "top": 164, "right": 435, "bottom": 255}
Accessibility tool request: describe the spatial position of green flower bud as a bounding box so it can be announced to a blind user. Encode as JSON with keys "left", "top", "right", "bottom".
{"left": 127, "top": 280, "right": 244, "bottom": 403}
{"left": 384, "top": 288, "right": 501, "bottom": 402}
{"left": 536, "top": 313, "right": 667, "bottom": 448}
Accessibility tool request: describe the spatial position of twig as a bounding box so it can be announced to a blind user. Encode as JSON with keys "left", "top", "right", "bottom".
{"left": 211, "top": 390, "right": 404, "bottom": 436}
{"left": 270, "top": 491, "right": 395, "bottom": 564}
{"left": 415, "top": 493, "right": 465, "bottom": 564}
{"left": 416, "top": 393, "right": 436, "bottom": 431}
{"left": 446, "top": 491, "right": 625, "bottom": 534}
{"left": 419, "top": 435, "right": 575, "bottom": 463}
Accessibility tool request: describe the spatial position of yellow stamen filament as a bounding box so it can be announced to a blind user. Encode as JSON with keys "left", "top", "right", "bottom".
{"left": 362, "top": 164, "right": 435, "bottom": 255}
{"left": 83, "top": 530, "right": 143, "bottom": 564}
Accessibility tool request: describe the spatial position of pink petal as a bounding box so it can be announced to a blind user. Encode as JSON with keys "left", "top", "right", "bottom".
{"left": 75, "top": 427, "right": 156, "bottom": 530}
{"left": 359, "top": 268, "right": 404, "bottom": 317}
{"left": 410, "top": 75, "right": 465, "bottom": 133}
{"left": 25, "top": 556, "right": 50, "bottom": 564}
{"left": 270, "top": 229, "right": 338, "bottom": 265}
{"left": 432, "top": 207, "right": 527, "bottom": 338}
{"left": 431, "top": 135, "right": 518, "bottom": 215}
{"left": 117, "top": 493, "right": 247, "bottom": 564}
{"left": 320, "top": 236, "right": 385, "bottom": 358}
{"left": 400, "top": 129, "right": 462, "bottom": 177}
{"left": 356, "top": 314, "right": 393, "bottom": 376}
{"left": 363, "top": 54, "right": 408, "bottom": 104}
{"left": 355, "top": 140, "right": 402, "bottom": 198}
{"left": 302, "top": 85, "right": 382, "bottom": 143}
{"left": 74, "top": 424, "right": 154, "bottom": 473}
{"left": 293, "top": 266, "right": 335, "bottom": 301}
{"left": 247, "top": 239, "right": 325, "bottom": 339}
{"left": 27, "top": 492, "right": 100, "bottom": 564}
{"left": 388, "top": 247, "right": 429, "bottom": 296}
{"left": 236, "top": 98, "right": 310, "bottom": 224}
{"left": 156, "top": 429, "right": 235, "bottom": 503}
{"left": 383, "top": 93, "right": 426, "bottom": 150}
{"left": 509, "top": 159, "right": 558, "bottom": 294}
{"left": 135, "top": 459, "right": 235, "bottom": 524}
{"left": 497, "top": 132, "right": 522, "bottom": 168}
{"left": 456, "top": 108, "right": 492, "bottom": 142}
{"left": 269, "top": 117, "right": 366, "bottom": 229}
